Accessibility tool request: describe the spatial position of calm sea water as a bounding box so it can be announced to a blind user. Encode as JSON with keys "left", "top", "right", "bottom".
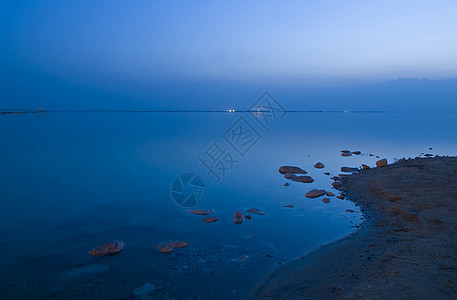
{"left": 1, "top": 111, "right": 456, "bottom": 299}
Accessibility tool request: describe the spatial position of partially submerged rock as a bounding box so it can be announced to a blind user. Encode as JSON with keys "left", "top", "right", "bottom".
{"left": 322, "top": 198, "right": 330, "bottom": 203}
{"left": 283, "top": 205, "right": 294, "bottom": 208}
{"left": 332, "top": 180, "right": 342, "bottom": 188}
{"left": 292, "top": 175, "right": 314, "bottom": 183}
{"left": 284, "top": 173, "right": 296, "bottom": 179}
{"left": 341, "top": 167, "right": 358, "bottom": 173}
{"left": 279, "top": 166, "right": 307, "bottom": 174}
{"left": 324, "top": 172, "right": 330, "bottom": 175}
{"left": 246, "top": 207, "right": 266, "bottom": 215}
{"left": 305, "top": 189, "right": 326, "bottom": 198}
{"left": 233, "top": 211, "right": 245, "bottom": 224}
{"left": 187, "top": 209, "right": 214, "bottom": 215}
{"left": 284, "top": 182, "right": 290, "bottom": 186}
{"left": 341, "top": 152, "right": 352, "bottom": 157}
{"left": 133, "top": 283, "right": 156, "bottom": 297}
{"left": 326, "top": 191, "right": 334, "bottom": 197}
{"left": 89, "top": 240, "right": 125, "bottom": 257}
{"left": 352, "top": 151, "right": 361, "bottom": 155}
{"left": 156, "top": 241, "right": 189, "bottom": 253}
{"left": 314, "top": 162, "right": 325, "bottom": 169}
{"left": 362, "top": 164, "right": 370, "bottom": 170}
{"left": 376, "top": 158, "right": 388, "bottom": 167}
{"left": 203, "top": 217, "right": 218, "bottom": 223}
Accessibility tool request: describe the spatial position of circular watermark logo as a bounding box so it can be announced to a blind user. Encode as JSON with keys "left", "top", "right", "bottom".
{"left": 170, "top": 173, "right": 206, "bottom": 208}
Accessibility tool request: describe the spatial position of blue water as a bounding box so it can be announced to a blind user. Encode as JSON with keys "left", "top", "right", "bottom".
{"left": 0, "top": 111, "right": 456, "bottom": 299}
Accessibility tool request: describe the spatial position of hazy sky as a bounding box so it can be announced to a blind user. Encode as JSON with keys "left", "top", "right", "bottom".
{"left": 1, "top": 1, "right": 457, "bottom": 109}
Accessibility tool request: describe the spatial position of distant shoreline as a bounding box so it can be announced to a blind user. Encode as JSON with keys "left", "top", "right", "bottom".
{"left": 247, "top": 156, "right": 457, "bottom": 299}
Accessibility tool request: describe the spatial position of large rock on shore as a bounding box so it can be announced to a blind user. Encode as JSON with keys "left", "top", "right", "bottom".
{"left": 376, "top": 158, "right": 388, "bottom": 167}
{"left": 279, "top": 166, "right": 307, "bottom": 174}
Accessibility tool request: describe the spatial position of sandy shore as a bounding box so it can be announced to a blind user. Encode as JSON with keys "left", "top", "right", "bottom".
{"left": 248, "top": 156, "right": 457, "bottom": 299}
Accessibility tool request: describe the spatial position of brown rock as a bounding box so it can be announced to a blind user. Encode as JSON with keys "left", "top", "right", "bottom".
{"left": 283, "top": 205, "right": 294, "bottom": 208}
{"left": 279, "top": 166, "right": 307, "bottom": 174}
{"left": 89, "top": 240, "right": 125, "bottom": 257}
{"left": 369, "top": 154, "right": 374, "bottom": 156}
{"left": 322, "top": 198, "right": 330, "bottom": 203}
{"left": 203, "top": 217, "right": 218, "bottom": 223}
{"left": 346, "top": 209, "right": 355, "bottom": 213}
{"left": 187, "top": 209, "right": 214, "bottom": 215}
{"left": 332, "top": 176, "right": 342, "bottom": 181}
{"left": 341, "top": 167, "right": 358, "bottom": 173}
{"left": 376, "top": 159, "right": 388, "bottom": 167}
{"left": 324, "top": 172, "right": 330, "bottom": 175}
{"left": 332, "top": 180, "right": 342, "bottom": 188}
{"left": 352, "top": 151, "right": 361, "bottom": 155}
{"left": 314, "top": 162, "right": 325, "bottom": 169}
{"left": 305, "top": 189, "right": 326, "bottom": 198}
{"left": 245, "top": 215, "right": 252, "bottom": 219}
{"left": 337, "top": 195, "right": 345, "bottom": 200}
{"left": 326, "top": 191, "right": 334, "bottom": 196}
{"left": 156, "top": 241, "right": 189, "bottom": 253}
{"left": 284, "top": 173, "right": 296, "bottom": 179}
{"left": 292, "top": 175, "right": 314, "bottom": 183}
{"left": 361, "top": 164, "right": 370, "bottom": 169}
{"left": 246, "top": 207, "right": 266, "bottom": 215}
{"left": 233, "top": 210, "right": 245, "bottom": 224}
{"left": 341, "top": 152, "right": 352, "bottom": 157}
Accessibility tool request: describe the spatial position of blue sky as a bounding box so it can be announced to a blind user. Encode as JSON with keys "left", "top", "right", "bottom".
{"left": 1, "top": 1, "right": 457, "bottom": 109}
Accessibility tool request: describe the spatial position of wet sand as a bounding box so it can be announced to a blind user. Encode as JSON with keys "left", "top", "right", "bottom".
{"left": 248, "top": 156, "right": 457, "bottom": 299}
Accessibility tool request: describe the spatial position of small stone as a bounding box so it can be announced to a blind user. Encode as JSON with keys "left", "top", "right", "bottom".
{"left": 292, "top": 175, "right": 314, "bottom": 183}
{"left": 352, "top": 151, "right": 361, "bottom": 155}
{"left": 337, "top": 195, "right": 345, "bottom": 200}
{"left": 279, "top": 166, "right": 307, "bottom": 174}
{"left": 89, "top": 241, "right": 125, "bottom": 257}
{"left": 246, "top": 207, "right": 266, "bottom": 215}
{"left": 305, "top": 189, "right": 326, "bottom": 198}
{"left": 203, "top": 217, "right": 218, "bottom": 223}
{"left": 283, "top": 204, "right": 294, "bottom": 208}
{"left": 332, "top": 176, "right": 342, "bottom": 181}
{"left": 326, "top": 191, "right": 334, "bottom": 196}
{"left": 245, "top": 214, "right": 252, "bottom": 219}
{"left": 369, "top": 154, "right": 374, "bottom": 156}
{"left": 341, "top": 152, "right": 352, "bottom": 157}
{"left": 322, "top": 198, "right": 330, "bottom": 204}
{"left": 341, "top": 167, "right": 358, "bottom": 173}
{"left": 233, "top": 211, "right": 245, "bottom": 224}
{"left": 346, "top": 209, "right": 355, "bottom": 213}
{"left": 133, "top": 283, "right": 156, "bottom": 297}
{"left": 324, "top": 172, "right": 330, "bottom": 175}
{"left": 376, "top": 159, "right": 388, "bottom": 167}
{"left": 187, "top": 209, "right": 214, "bottom": 215}
{"left": 284, "top": 182, "right": 290, "bottom": 186}
{"left": 284, "top": 173, "right": 296, "bottom": 179}
{"left": 341, "top": 150, "right": 351, "bottom": 153}
{"left": 361, "top": 164, "right": 370, "bottom": 170}
{"left": 156, "top": 241, "right": 189, "bottom": 253}
{"left": 332, "top": 180, "right": 342, "bottom": 188}
{"left": 314, "top": 162, "right": 325, "bottom": 169}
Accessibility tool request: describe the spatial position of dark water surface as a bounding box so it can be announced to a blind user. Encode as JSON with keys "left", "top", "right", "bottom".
{"left": 1, "top": 112, "right": 456, "bottom": 299}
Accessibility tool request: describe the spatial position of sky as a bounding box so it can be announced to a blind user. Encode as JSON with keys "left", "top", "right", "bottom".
{"left": 1, "top": 1, "right": 457, "bottom": 110}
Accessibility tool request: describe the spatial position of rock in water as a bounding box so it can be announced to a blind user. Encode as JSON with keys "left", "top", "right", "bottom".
{"left": 324, "top": 172, "right": 330, "bottom": 175}
{"left": 187, "top": 209, "right": 214, "bottom": 215}
{"left": 376, "top": 158, "right": 388, "bottom": 167}
{"left": 283, "top": 205, "right": 294, "bottom": 208}
{"left": 89, "top": 240, "right": 125, "bottom": 257}
{"left": 284, "top": 173, "right": 296, "bottom": 179}
{"left": 278, "top": 166, "right": 307, "bottom": 174}
{"left": 133, "top": 283, "right": 156, "bottom": 297}
{"left": 292, "top": 175, "right": 314, "bottom": 183}
{"left": 326, "top": 191, "right": 334, "bottom": 196}
{"left": 284, "top": 182, "right": 289, "bottom": 186}
{"left": 203, "top": 217, "right": 218, "bottom": 223}
{"left": 233, "top": 211, "right": 245, "bottom": 224}
{"left": 156, "top": 241, "right": 189, "bottom": 253}
{"left": 314, "top": 162, "right": 325, "bottom": 169}
{"left": 361, "top": 164, "right": 370, "bottom": 169}
{"left": 322, "top": 198, "right": 330, "bottom": 203}
{"left": 246, "top": 207, "right": 266, "bottom": 215}
{"left": 305, "top": 189, "right": 326, "bottom": 198}
{"left": 332, "top": 180, "right": 342, "bottom": 188}
{"left": 352, "top": 151, "right": 361, "bottom": 155}
{"left": 341, "top": 167, "right": 358, "bottom": 173}
{"left": 341, "top": 152, "right": 352, "bottom": 157}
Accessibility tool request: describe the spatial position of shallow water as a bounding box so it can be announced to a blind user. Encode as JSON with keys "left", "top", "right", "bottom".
{"left": 0, "top": 111, "right": 456, "bottom": 299}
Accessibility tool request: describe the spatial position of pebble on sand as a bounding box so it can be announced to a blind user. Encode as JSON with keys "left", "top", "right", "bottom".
{"left": 292, "top": 175, "right": 314, "bottom": 183}
{"left": 187, "top": 209, "right": 214, "bottom": 215}
{"left": 133, "top": 283, "right": 156, "bottom": 297}
{"left": 322, "top": 198, "right": 331, "bottom": 203}
{"left": 156, "top": 241, "right": 189, "bottom": 253}
{"left": 279, "top": 166, "right": 307, "bottom": 174}
{"left": 233, "top": 211, "right": 245, "bottom": 224}
{"left": 89, "top": 240, "right": 125, "bottom": 257}
{"left": 376, "top": 158, "right": 388, "bottom": 167}
{"left": 314, "top": 162, "right": 325, "bottom": 168}
{"left": 305, "top": 189, "right": 326, "bottom": 198}
{"left": 203, "top": 217, "right": 218, "bottom": 223}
